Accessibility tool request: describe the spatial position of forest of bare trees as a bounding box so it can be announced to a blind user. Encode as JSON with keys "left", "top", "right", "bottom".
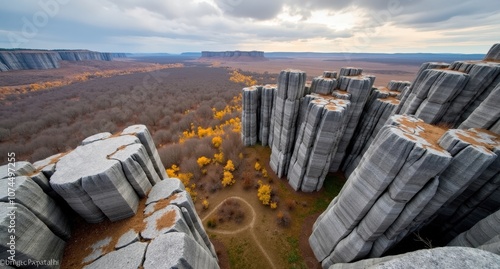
{"left": 0, "top": 64, "right": 275, "bottom": 164}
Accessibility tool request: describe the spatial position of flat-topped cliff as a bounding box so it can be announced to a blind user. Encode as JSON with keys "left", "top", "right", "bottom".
{"left": 0, "top": 49, "right": 127, "bottom": 72}
{"left": 201, "top": 50, "right": 266, "bottom": 61}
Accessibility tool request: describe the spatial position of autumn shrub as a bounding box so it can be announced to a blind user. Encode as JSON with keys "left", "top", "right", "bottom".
{"left": 207, "top": 218, "right": 217, "bottom": 228}
{"left": 181, "top": 139, "right": 198, "bottom": 157}
{"left": 159, "top": 143, "right": 182, "bottom": 168}
{"left": 257, "top": 181, "right": 272, "bottom": 205}
{"left": 181, "top": 157, "right": 201, "bottom": 179}
{"left": 195, "top": 138, "right": 216, "bottom": 157}
{"left": 153, "top": 129, "right": 172, "bottom": 146}
{"left": 276, "top": 211, "right": 291, "bottom": 227}
{"left": 217, "top": 199, "right": 245, "bottom": 224}
{"left": 221, "top": 171, "right": 235, "bottom": 187}
{"left": 206, "top": 164, "right": 223, "bottom": 183}
{"left": 224, "top": 160, "right": 235, "bottom": 172}
{"left": 197, "top": 156, "right": 212, "bottom": 167}
{"left": 212, "top": 136, "right": 222, "bottom": 148}
{"left": 196, "top": 104, "right": 213, "bottom": 120}
{"left": 202, "top": 199, "right": 210, "bottom": 210}
{"left": 242, "top": 177, "right": 255, "bottom": 190}
{"left": 209, "top": 181, "right": 222, "bottom": 193}
{"left": 221, "top": 131, "right": 243, "bottom": 160}
{"left": 254, "top": 161, "right": 262, "bottom": 171}
{"left": 213, "top": 152, "right": 225, "bottom": 164}
{"left": 285, "top": 199, "right": 296, "bottom": 211}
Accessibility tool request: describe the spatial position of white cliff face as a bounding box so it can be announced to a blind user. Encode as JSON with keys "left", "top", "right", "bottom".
{"left": 0, "top": 51, "right": 61, "bottom": 71}
{"left": 0, "top": 50, "right": 126, "bottom": 71}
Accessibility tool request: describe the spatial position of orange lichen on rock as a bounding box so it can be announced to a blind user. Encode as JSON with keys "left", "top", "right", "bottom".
{"left": 155, "top": 210, "right": 177, "bottom": 230}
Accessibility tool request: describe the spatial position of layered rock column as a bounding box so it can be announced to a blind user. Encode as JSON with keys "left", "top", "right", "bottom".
{"left": 310, "top": 76, "right": 338, "bottom": 95}
{"left": 241, "top": 86, "right": 261, "bottom": 146}
{"left": 342, "top": 81, "right": 410, "bottom": 177}
{"left": 310, "top": 115, "right": 454, "bottom": 266}
{"left": 241, "top": 85, "right": 276, "bottom": 147}
{"left": 287, "top": 94, "right": 350, "bottom": 192}
{"left": 259, "top": 85, "right": 276, "bottom": 146}
{"left": 270, "top": 70, "right": 307, "bottom": 178}
{"left": 440, "top": 61, "right": 500, "bottom": 125}
{"left": 421, "top": 128, "right": 500, "bottom": 240}
{"left": 448, "top": 208, "right": 500, "bottom": 255}
{"left": 328, "top": 74, "right": 374, "bottom": 172}
{"left": 399, "top": 69, "right": 469, "bottom": 124}
{"left": 459, "top": 83, "right": 500, "bottom": 132}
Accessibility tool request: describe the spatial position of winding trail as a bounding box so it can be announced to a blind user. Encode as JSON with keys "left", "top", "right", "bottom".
{"left": 202, "top": 196, "right": 277, "bottom": 269}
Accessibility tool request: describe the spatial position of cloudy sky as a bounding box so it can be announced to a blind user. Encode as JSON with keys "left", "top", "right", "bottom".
{"left": 0, "top": 0, "right": 499, "bottom": 54}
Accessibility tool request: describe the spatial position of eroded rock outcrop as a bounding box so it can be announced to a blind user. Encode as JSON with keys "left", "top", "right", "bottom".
{"left": 0, "top": 49, "right": 126, "bottom": 71}
{"left": 50, "top": 125, "right": 165, "bottom": 223}
{"left": 0, "top": 125, "right": 216, "bottom": 268}
{"left": 310, "top": 115, "right": 453, "bottom": 266}
{"left": 83, "top": 178, "right": 219, "bottom": 268}
{"left": 269, "top": 70, "right": 307, "bottom": 178}
{"left": 342, "top": 81, "right": 410, "bottom": 177}
{"left": 0, "top": 51, "right": 60, "bottom": 71}
{"left": 288, "top": 94, "right": 350, "bottom": 191}
{"left": 448, "top": 208, "right": 500, "bottom": 255}
{"left": 310, "top": 115, "right": 500, "bottom": 267}
{"left": 330, "top": 247, "right": 500, "bottom": 269}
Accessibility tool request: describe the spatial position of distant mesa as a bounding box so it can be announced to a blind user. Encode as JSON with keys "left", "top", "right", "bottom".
{"left": 0, "top": 49, "right": 127, "bottom": 72}
{"left": 200, "top": 50, "right": 267, "bottom": 62}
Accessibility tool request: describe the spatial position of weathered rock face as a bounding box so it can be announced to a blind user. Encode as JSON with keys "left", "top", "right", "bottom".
{"left": 83, "top": 178, "right": 219, "bottom": 268}
{"left": 396, "top": 47, "right": 500, "bottom": 128}
{"left": 330, "top": 247, "right": 500, "bottom": 269}
{"left": 239, "top": 44, "right": 500, "bottom": 267}
{"left": 0, "top": 203, "right": 66, "bottom": 268}
{"left": 342, "top": 81, "right": 410, "bottom": 177}
{"left": 50, "top": 125, "right": 166, "bottom": 223}
{"left": 459, "top": 83, "right": 500, "bottom": 132}
{"left": 311, "top": 115, "right": 453, "bottom": 266}
{"left": 288, "top": 94, "right": 350, "bottom": 192}
{"left": 269, "top": 70, "right": 307, "bottom": 178}
{"left": 448, "top": 208, "right": 500, "bottom": 255}
{"left": 484, "top": 43, "right": 500, "bottom": 61}
{"left": 201, "top": 50, "right": 265, "bottom": 59}
{"left": 310, "top": 115, "right": 500, "bottom": 267}
{"left": 0, "top": 49, "right": 126, "bottom": 71}
{"left": 0, "top": 51, "right": 61, "bottom": 71}
{"left": 56, "top": 50, "right": 116, "bottom": 61}
{"left": 0, "top": 125, "right": 216, "bottom": 268}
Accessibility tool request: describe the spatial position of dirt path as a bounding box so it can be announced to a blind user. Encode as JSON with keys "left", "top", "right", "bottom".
{"left": 202, "top": 196, "right": 277, "bottom": 269}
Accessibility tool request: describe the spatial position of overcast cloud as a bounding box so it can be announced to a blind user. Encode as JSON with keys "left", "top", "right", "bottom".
{"left": 0, "top": 0, "right": 498, "bottom": 53}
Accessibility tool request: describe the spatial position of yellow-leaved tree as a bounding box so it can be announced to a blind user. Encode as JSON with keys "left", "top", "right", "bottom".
{"left": 222, "top": 171, "right": 235, "bottom": 187}
{"left": 224, "top": 160, "right": 235, "bottom": 172}
{"left": 212, "top": 136, "right": 222, "bottom": 148}
{"left": 197, "top": 156, "right": 211, "bottom": 167}
{"left": 257, "top": 180, "right": 272, "bottom": 205}
{"left": 214, "top": 152, "right": 225, "bottom": 164}
{"left": 255, "top": 161, "right": 262, "bottom": 171}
